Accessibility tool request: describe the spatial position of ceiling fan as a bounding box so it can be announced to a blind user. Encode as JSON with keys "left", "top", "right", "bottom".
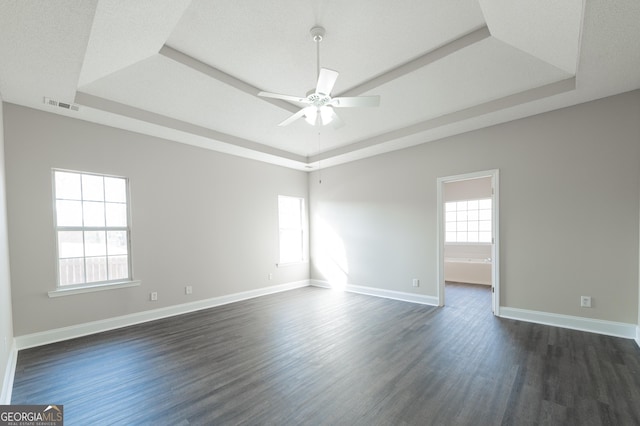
{"left": 258, "top": 26, "right": 380, "bottom": 128}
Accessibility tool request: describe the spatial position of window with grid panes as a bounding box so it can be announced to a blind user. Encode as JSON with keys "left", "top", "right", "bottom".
{"left": 53, "top": 170, "right": 131, "bottom": 287}
{"left": 445, "top": 198, "right": 492, "bottom": 243}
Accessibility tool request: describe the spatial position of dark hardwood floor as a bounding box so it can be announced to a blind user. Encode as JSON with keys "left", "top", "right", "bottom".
{"left": 12, "top": 283, "right": 640, "bottom": 425}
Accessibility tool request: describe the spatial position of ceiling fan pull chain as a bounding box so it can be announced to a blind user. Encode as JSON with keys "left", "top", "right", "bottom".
{"left": 317, "top": 130, "right": 322, "bottom": 184}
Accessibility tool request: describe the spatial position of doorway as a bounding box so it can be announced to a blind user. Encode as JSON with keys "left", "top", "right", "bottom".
{"left": 436, "top": 170, "right": 499, "bottom": 315}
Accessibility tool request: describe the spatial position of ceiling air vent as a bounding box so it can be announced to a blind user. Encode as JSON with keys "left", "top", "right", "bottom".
{"left": 43, "top": 97, "right": 80, "bottom": 112}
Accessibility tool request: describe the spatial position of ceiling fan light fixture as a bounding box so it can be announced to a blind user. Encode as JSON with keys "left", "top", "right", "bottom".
{"left": 303, "top": 106, "right": 334, "bottom": 126}
{"left": 304, "top": 106, "right": 318, "bottom": 125}
{"left": 320, "top": 106, "right": 334, "bottom": 125}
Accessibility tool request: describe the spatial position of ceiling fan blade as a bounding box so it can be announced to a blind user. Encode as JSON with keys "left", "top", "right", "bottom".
{"left": 316, "top": 68, "right": 339, "bottom": 95}
{"left": 258, "top": 91, "right": 308, "bottom": 104}
{"left": 278, "top": 108, "right": 307, "bottom": 126}
{"left": 330, "top": 95, "right": 380, "bottom": 108}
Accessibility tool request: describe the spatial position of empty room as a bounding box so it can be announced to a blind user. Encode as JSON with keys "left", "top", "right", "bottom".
{"left": 1, "top": 1, "right": 640, "bottom": 425}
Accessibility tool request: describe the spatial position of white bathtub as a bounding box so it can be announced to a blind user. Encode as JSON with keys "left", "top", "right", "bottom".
{"left": 444, "top": 257, "right": 492, "bottom": 285}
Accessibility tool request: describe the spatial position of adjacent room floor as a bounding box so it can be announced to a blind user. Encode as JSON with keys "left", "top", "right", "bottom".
{"left": 11, "top": 283, "right": 640, "bottom": 425}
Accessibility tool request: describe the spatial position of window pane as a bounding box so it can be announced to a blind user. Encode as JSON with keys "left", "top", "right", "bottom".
{"left": 445, "top": 197, "right": 492, "bottom": 245}
{"left": 108, "top": 255, "right": 129, "bottom": 280}
{"left": 55, "top": 171, "right": 81, "bottom": 200}
{"left": 59, "top": 258, "right": 84, "bottom": 286}
{"left": 82, "top": 174, "right": 104, "bottom": 201}
{"left": 83, "top": 201, "right": 105, "bottom": 227}
{"left": 85, "top": 256, "right": 107, "bottom": 283}
{"left": 278, "top": 196, "right": 303, "bottom": 263}
{"left": 85, "top": 231, "right": 106, "bottom": 256}
{"left": 107, "top": 231, "right": 128, "bottom": 255}
{"left": 479, "top": 209, "right": 491, "bottom": 221}
{"left": 106, "top": 203, "right": 127, "bottom": 227}
{"left": 56, "top": 200, "right": 83, "bottom": 226}
{"left": 58, "top": 231, "right": 84, "bottom": 258}
{"left": 479, "top": 232, "right": 492, "bottom": 243}
{"left": 280, "top": 230, "right": 302, "bottom": 263}
{"left": 104, "top": 177, "right": 127, "bottom": 202}
{"left": 279, "top": 197, "right": 302, "bottom": 228}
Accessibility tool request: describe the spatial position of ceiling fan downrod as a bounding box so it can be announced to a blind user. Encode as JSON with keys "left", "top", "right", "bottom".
{"left": 310, "top": 26, "right": 325, "bottom": 82}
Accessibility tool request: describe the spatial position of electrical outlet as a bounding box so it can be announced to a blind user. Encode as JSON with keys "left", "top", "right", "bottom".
{"left": 580, "top": 296, "right": 591, "bottom": 308}
{"left": 150, "top": 292, "right": 158, "bottom": 301}
{"left": 412, "top": 278, "right": 420, "bottom": 287}
{"left": 185, "top": 286, "right": 193, "bottom": 295}
{"left": 268, "top": 273, "right": 273, "bottom": 280}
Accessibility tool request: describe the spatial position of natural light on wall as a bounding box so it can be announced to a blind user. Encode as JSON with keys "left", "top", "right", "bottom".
{"left": 313, "top": 217, "right": 349, "bottom": 289}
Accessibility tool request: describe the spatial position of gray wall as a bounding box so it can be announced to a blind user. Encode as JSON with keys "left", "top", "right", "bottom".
{"left": 4, "top": 104, "right": 309, "bottom": 336}
{"left": 0, "top": 99, "right": 15, "bottom": 398}
{"left": 310, "top": 90, "right": 640, "bottom": 324}
{"left": 4, "top": 90, "right": 640, "bottom": 338}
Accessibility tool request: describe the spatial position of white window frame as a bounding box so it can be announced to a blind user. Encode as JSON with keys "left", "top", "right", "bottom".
{"left": 278, "top": 195, "right": 306, "bottom": 265}
{"left": 444, "top": 198, "right": 492, "bottom": 245}
{"left": 49, "top": 169, "right": 139, "bottom": 297}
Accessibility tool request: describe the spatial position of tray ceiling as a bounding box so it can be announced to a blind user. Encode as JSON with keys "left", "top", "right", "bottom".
{"left": 0, "top": 0, "right": 639, "bottom": 170}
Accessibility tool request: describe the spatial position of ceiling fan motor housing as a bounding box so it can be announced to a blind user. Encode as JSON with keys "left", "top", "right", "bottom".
{"left": 306, "top": 92, "right": 332, "bottom": 106}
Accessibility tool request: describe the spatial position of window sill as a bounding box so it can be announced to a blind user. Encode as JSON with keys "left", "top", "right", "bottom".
{"left": 445, "top": 242, "right": 492, "bottom": 246}
{"left": 48, "top": 280, "right": 141, "bottom": 298}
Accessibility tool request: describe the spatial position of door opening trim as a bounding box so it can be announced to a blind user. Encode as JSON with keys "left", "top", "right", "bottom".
{"left": 436, "top": 169, "right": 500, "bottom": 315}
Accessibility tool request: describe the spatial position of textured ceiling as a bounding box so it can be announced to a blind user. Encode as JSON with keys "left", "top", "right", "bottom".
{"left": 0, "top": 0, "right": 639, "bottom": 171}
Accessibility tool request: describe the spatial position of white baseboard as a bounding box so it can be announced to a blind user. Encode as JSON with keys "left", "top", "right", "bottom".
{"left": 636, "top": 325, "right": 640, "bottom": 348}
{"left": 1, "top": 340, "right": 17, "bottom": 404}
{"left": 15, "top": 280, "right": 310, "bottom": 350}
{"left": 310, "top": 280, "right": 439, "bottom": 306}
{"left": 500, "top": 307, "right": 637, "bottom": 339}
